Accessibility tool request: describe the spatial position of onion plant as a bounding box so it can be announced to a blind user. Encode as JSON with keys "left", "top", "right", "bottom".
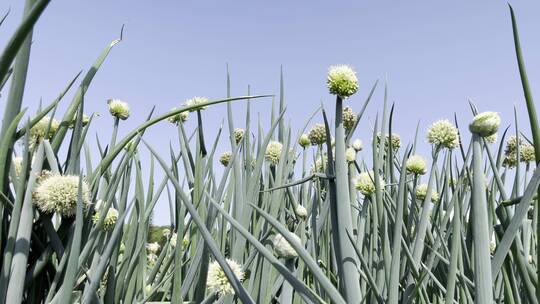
{"left": 0, "top": 3, "right": 539, "bottom": 304}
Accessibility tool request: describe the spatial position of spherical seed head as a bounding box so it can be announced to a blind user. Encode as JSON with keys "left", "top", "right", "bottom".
{"left": 327, "top": 65, "right": 359, "bottom": 98}
{"left": 298, "top": 134, "right": 310, "bottom": 148}
{"left": 345, "top": 147, "right": 356, "bottom": 163}
{"left": 406, "top": 155, "right": 427, "bottom": 175}
{"left": 146, "top": 242, "right": 160, "bottom": 254}
{"left": 342, "top": 107, "right": 357, "bottom": 131}
{"left": 273, "top": 233, "right": 301, "bottom": 259}
{"left": 33, "top": 174, "right": 90, "bottom": 217}
{"left": 415, "top": 184, "right": 439, "bottom": 203}
{"left": 427, "top": 119, "right": 459, "bottom": 149}
{"left": 207, "top": 259, "right": 244, "bottom": 295}
{"left": 485, "top": 133, "right": 498, "bottom": 144}
{"left": 108, "top": 99, "right": 130, "bottom": 120}
{"left": 233, "top": 128, "right": 245, "bottom": 143}
{"left": 355, "top": 171, "right": 384, "bottom": 195}
{"left": 352, "top": 139, "right": 363, "bottom": 152}
{"left": 30, "top": 116, "right": 60, "bottom": 144}
{"left": 219, "top": 151, "right": 232, "bottom": 167}
{"left": 92, "top": 203, "right": 119, "bottom": 231}
{"left": 520, "top": 143, "right": 536, "bottom": 163}
{"left": 12, "top": 157, "right": 23, "bottom": 175}
{"left": 265, "top": 141, "right": 283, "bottom": 165}
{"left": 167, "top": 108, "right": 189, "bottom": 124}
{"left": 469, "top": 112, "right": 500, "bottom": 137}
{"left": 184, "top": 96, "right": 209, "bottom": 112}
{"left": 295, "top": 205, "right": 308, "bottom": 219}
{"left": 308, "top": 124, "right": 327, "bottom": 146}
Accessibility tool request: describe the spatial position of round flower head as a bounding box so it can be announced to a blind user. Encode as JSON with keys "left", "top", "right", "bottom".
{"left": 308, "top": 124, "right": 327, "bottom": 146}
{"left": 265, "top": 141, "right": 283, "bottom": 165}
{"left": 295, "top": 205, "right": 308, "bottom": 219}
{"left": 107, "top": 99, "right": 130, "bottom": 120}
{"left": 352, "top": 139, "right": 363, "bottom": 152}
{"left": 273, "top": 233, "right": 301, "bottom": 259}
{"left": 33, "top": 174, "right": 90, "bottom": 217}
{"left": 415, "top": 184, "right": 439, "bottom": 203}
{"left": 485, "top": 133, "right": 498, "bottom": 144}
{"left": 342, "top": 107, "right": 357, "bottom": 131}
{"left": 30, "top": 116, "right": 60, "bottom": 144}
{"left": 345, "top": 147, "right": 356, "bottom": 163}
{"left": 298, "top": 134, "right": 310, "bottom": 148}
{"left": 92, "top": 200, "right": 119, "bottom": 231}
{"left": 505, "top": 136, "right": 522, "bottom": 154}
{"left": 376, "top": 133, "right": 401, "bottom": 152}
{"left": 219, "top": 151, "right": 232, "bottom": 167}
{"left": 167, "top": 108, "right": 189, "bottom": 124}
{"left": 184, "top": 96, "right": 209, "bottom": 112}
{"left": 207, "top": 259, "right": 244, "bottom": 295}
{"left": 12, "top": 157, "right": 23, "bottom": 176}
{"left": 233, "top": 128, "right": 245, "bottom": 144}
{"left": 68, "top": 114, "right": 90, "bottom": 129}
{"left": 406, "top": 155, "right": 427, "bottom": 175}
{"left": 355, "top": 171, "right": 385, "bottom": 195}
{"left": 146, "top": 242, "right": 160, "bottom": 254}
{"left": 327, "top": 65, "right": 359, "bottom": 98}
{"left": 427, "top": 119, "right": 459, "bottom": 149}
{"left": 520, "top": 143, "right": 536, "bottom": 163}
{"left": 469, "top": 112, "right": 500, "bottom": 137}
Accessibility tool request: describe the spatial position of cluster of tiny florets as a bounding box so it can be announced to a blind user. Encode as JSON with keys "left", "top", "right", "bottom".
{"left": 521, "top": 143, "right": 536, "bottom": 163}
{"left": 108, "top": 99, "right": 130, "bottom": 120}
{"left": 376, "top": 133, "right": 401, "bottom": 152}
{"left": 33, "top": 174, "right": 90, "bottom": 217}
{"left": 233, "top": 128, "right": 245, "bottom": 143}
{"left": 308, "top": 124, "right": 327, "bottom": 146}
{"left": 342, "top": 107, "right": 357, "bottom": 131}
{"left": 92, "top": 200, "right": 119, "bottom": 231}
{"left": 184, "top": 96, "right": 209, "bottom": 112}
{"left": 355, "top": 171, "right": 385, "bottom": 195}
{"left": 207, "top": 259, "right": 245, "bottom": 295}
{"left": 273, "top": 233, "right": 301, "bottom": 259}
{"left": 167, "top": 108, "right": 189, "bottom": 124}
{"left": 406, "top": 155, "right": 428, "bottom": 175}
{"left": 219, "top": 151, "right": 232, "bottom": 167}
{"left": 352, "top": 139, "right": 363, "bottom": 152}
{"left": 415, "top": 184, "right": 439, "bottom": 203}
{"left": 427, "top": 120, "right": 459, "bottom": 149}
{"left": 345, "top": 147, "right": 356, "bottom": 163}
{"left": 30, "top": 116, "right": 60, "bottom": 145}
{"left": 265, "top": 141, "right": 283, "bottom": 165}
{"left": 327, "top": 65, "right": 359, "bottom": 98}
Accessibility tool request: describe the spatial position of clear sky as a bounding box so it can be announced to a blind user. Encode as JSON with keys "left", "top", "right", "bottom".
{"left": 1, "top": 1, "right": 539, "bottom": 224}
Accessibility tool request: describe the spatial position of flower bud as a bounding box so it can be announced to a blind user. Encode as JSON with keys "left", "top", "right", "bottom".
{"left": 469, "top": 112, "right": 500, "bottom": 137}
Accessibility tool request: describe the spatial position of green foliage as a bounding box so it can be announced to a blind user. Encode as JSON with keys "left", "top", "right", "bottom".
{"left": 0, "top": 4, "right": 539, "bottom": 304}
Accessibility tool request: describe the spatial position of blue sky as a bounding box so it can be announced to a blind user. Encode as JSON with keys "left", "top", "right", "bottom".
{"left": 1, "top": 1, "right": 539, "bottom": 224}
